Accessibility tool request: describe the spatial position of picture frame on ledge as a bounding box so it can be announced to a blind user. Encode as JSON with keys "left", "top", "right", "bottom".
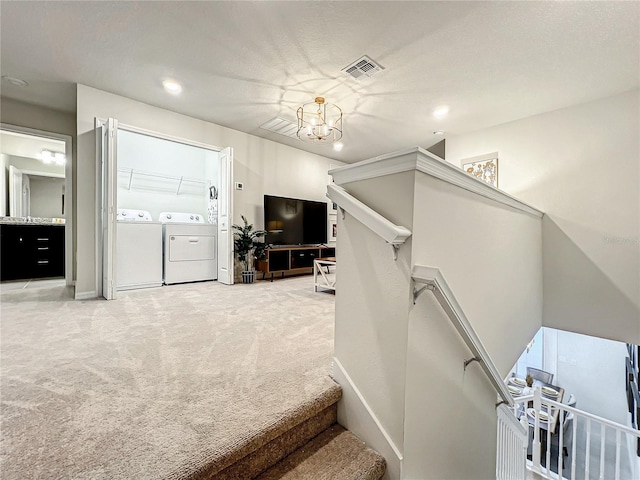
{"left": 329, "top": 219, "right": 337, "bottom": 242}
{"left": 461, "top": 152, "right": 499, "bottom": 188}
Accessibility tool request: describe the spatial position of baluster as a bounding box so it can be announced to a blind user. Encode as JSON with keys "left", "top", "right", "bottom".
{"left": 571, "top": 415, "right": 578, "bottom": 480}
{"left": 546, "top": 397, "right": 551, "bottom": 474}
{"left": 498, "top": 421, "right": 504, "bottom": 480}
{"left": 507, "top": 427, "right": 512, "bottom": 479}
{"left": 558, "top": 406, "right": 564, "bottom": 476}
{"left": 599, "top": 423, "right": 605, "bottom": 480}
{"left": 498, "top": 420, "right": 505, "bottom": 479}
{"left": 614, "top": 429, "right": 621, "bottom": 480}
{"left": 533, "top": 388, "right": 542, "bottom": 472}
{"left": 585, "top": 418, "right": 591, "bottom": 479}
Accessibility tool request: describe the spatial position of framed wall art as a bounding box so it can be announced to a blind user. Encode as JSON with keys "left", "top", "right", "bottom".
{"left": 461, "top": 153, "right": 499, "bottom": 188}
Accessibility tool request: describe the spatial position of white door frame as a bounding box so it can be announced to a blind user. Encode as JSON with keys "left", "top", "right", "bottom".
{"left": 94, "top": 119, "right": 234, "bottom": 293}
{"left": 95, "top": 118, "right": 119, "bottom": 299}
{"left": 0, "top": 123, "right": 74, "bottom": 288}
{"left": 217, "top": 147, "right": 234, "bottom": 285}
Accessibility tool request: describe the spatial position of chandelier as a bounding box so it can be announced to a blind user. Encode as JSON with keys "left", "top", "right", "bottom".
{"left": 296, "top": 97, "right": 343, "bottom": 144}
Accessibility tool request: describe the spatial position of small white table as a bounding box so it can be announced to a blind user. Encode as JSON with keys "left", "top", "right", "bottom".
{"left": 314, "top": 257, "right": 336, "bottom": 292}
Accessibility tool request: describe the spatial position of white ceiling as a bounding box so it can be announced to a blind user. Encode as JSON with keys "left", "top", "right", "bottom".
{"left": 1, "top": 1, "right": 638, "bottom": 163}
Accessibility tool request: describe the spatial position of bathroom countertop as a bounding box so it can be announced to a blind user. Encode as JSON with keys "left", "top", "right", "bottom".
{"left": 0, "top": 217, "right": 65, "bottom": 226}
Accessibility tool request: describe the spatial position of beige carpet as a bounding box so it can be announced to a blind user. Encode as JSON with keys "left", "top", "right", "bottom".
{"left": 0, "top": 277, "right": 336, "bottom": 479}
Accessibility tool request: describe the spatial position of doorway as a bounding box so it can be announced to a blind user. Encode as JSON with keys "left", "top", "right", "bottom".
{"left": 0, "top": 124, "right": 73, "bottom": 287}
{"left": 95, "top": 118, "right": 234, "bottom": 300}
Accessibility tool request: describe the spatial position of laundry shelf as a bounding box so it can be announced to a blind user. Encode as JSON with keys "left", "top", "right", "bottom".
{"left": 117, "top": 168, "right": 210, "bottom": 195}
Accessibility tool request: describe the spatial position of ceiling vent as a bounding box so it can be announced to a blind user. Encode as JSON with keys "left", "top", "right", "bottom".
{"left": 341, "top": 55, "right": 384, "bottom": 80}
{"left": 259, "top": 117, "right": 298, "bottom": 138}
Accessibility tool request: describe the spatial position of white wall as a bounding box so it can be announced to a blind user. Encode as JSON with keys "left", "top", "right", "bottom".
{"left": 446, "top": 89, "right": 640, "bottom": 345}
{"left": 404, "top": 293, "right": 498, "bottom": 480}
{"left": 333, "top": 151, "right": 544, "bottom": 479}
{"left": 76, "top": 85, "right": 341, "bottom": 296}
{"left": 411, "top": 174, "right": 543, "bottom": 376}
{"left": 545, "top": 329, "right": 630, "bottom": 425}
{"left": 117, "top": 129, "right": 218, "bottom": 222}
{"left": 334, "top": 171, "right": 415, "bottom": 461}
{"left": 28, "top": 175, "right": 64, "bottom": 218}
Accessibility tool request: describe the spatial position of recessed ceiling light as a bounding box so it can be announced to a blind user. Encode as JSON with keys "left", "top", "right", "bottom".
{"left": 2, "top": 75, "right": 28, "bottom": 87}
{"left": 433, "top": 105, "right": 449, "bottom": 118}
{"left": 162, "top": 79, "right": 182, "bottom": 95}
{"left": 433, "top": 130, "right": 445, "bottom": 135}
{"left": 333, "top": 142, "right": 344, "bottom": 151}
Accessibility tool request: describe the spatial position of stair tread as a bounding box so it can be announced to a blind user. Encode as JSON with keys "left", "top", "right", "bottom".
{"left": 255, "top": 425, "right": 386, "bottom": 480}
{"left": 181, "top": 381, "right": 342, "bottom": 479}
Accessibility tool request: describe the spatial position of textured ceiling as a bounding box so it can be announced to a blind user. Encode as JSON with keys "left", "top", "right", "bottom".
{"left": 1, "top": 1, "right": 638, "bottom": 162}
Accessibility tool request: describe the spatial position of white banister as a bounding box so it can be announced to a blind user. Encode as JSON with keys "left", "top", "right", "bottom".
{"left": 496, "top": 403, "right": 528, "bottom": 480}
{"left": 326, "top": 184, "right": 411, "bottom": 248}
{"left": 508, "top": 393, "right": 640, "bottom": 480}
{"left": 412, "top": 265, "right": 514, "bottom": 407}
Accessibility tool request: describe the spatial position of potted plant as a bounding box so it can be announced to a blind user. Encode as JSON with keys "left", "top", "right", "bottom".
{"left": 232, "top": 215, "right": 266, "bottom": 284}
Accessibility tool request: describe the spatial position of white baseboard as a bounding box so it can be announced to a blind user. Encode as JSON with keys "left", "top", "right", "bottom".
{"left": 331, "top": 357, "right": 403, "bottom": 480}
{"left": 74, "top": 290, "right": 97, "bottom": 300}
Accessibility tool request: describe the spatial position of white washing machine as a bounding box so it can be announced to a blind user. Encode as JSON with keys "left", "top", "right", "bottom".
{"left": 159, "top": 212, "right": 217, "bottom": 285}
{"left": 116, "top": 209, "right": 163, "bottom": 291}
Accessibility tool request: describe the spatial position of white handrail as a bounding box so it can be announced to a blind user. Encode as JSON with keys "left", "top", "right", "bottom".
{"left": 411, "top": 265, "right": 514, "bottom": 407}
{"left": 326, "top": 184, "right": 411, "bottom": 246}
{"left": 509, "top": 390, "right": 640, "bottom": 480}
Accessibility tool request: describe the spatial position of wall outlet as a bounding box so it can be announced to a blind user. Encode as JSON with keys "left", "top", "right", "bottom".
{"left": 235, "top": 182, "right": 244, "bottom": 190}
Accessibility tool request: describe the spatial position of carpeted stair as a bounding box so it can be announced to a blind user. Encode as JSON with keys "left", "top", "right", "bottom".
{"left": 194, "top": 381, "right": 385, "bottom": 480}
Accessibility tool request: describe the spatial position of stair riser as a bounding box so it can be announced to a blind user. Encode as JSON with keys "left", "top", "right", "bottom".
{"left": 206, "top": 404, "right": 337, "bottom": 479}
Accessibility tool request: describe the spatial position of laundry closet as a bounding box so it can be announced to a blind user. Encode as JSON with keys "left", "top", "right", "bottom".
{"left": 112, "top": 128, "right": 224, "bottom": 292}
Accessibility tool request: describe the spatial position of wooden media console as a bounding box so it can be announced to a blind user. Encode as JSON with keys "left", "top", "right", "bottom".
{"left": 257, "top": 245, "right": 335, "bottom": 281}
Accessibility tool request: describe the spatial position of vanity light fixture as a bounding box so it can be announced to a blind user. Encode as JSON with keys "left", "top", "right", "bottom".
{"left": 163, "top": 79, "right": 183, "bottom": 95}
{"left": 41, "top": 149, "right": 65, "bottom": 165}
{"left": 297, "top": 97, "right": 343, "bottom": 144}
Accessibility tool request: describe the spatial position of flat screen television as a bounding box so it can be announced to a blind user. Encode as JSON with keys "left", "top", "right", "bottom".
{"left": 264, "top": 195, "right": 327, "bottom": 245}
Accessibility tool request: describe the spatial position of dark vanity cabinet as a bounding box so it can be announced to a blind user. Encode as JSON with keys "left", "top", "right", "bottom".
{"left": 0, "top": 224, "right": 65, "bottom": 281}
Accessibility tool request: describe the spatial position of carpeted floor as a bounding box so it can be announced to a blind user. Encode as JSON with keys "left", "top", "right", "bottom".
{"left": 0, "top": 277, "right": 336, "bottom": 479}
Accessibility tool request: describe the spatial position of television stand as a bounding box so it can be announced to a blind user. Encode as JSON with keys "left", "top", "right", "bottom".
{"left": 257, "top": 245, "right": 336, "bottom": 281}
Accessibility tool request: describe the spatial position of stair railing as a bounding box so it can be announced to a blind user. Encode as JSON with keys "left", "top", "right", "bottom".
{"left": 512, "top": 389, "right": 640, "bottom": 480}
{"left": 497, "top": 402, "right": 529, "bottom": 480}
{"left": 327, "top": 184, "right": 411, "bottom": 260}
{"left": 411, "top": 265, "right": 514, "bottom": 407}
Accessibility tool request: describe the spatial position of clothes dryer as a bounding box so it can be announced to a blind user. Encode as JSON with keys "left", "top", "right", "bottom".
{"left": 159, "top": 212, "right": 217, "bottom": 284}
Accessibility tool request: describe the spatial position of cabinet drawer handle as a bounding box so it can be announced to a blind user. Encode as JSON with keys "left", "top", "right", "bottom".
{"left": 37, "top": 260, "right": 49, "bottom": 264}
{"left": 38, "top": 247, "right": 49, "bottom": 251}
{"left": 37, "top": 238, "right": 49, "bottom": 241}
{"left": 188, "top": 237, "right": 199, "bottom": 243}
